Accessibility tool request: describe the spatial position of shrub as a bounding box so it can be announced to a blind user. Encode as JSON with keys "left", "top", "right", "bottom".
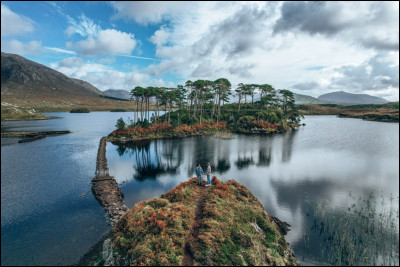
{"left": 115, "top": 117, "right": 126, "bottom": 130}
{"left": 70, "top": 107, "right": 90, "bottom": 113}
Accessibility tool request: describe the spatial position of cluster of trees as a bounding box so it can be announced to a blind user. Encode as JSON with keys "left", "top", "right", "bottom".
{"left": 129, "top": 79, "right": 301, "bottom": 127}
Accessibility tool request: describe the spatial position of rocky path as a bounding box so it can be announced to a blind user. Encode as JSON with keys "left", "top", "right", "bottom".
{"left": 181, "top": 182, "right": 210, "bottom": 266}
{"left": 91, "top": 137, "right": 128, "bottom": 225}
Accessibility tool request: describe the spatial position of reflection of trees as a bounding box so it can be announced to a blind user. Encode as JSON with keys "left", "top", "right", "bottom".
{"left": 215, "top": 137, "right": 231, "bottom": 173}
{"left": 217, "top": 159, "right": 230, "bottom": 173}
{"left": 257, "top": 147, "right": 272, "bottom": 166}
{"left": 281, "top": 129, "right": 298, "bottom": 162}
{"left": 234, "top": 153, "right": 254, "bottom": 169}
{"left": 116, "top": 145, "right": 127, "bottom": 156}
{"left": 187, "top": 136, "right": 217, "bottom": 176}
{"left": 113, "top": 139, "right": 183, "bottom": 180}
{"left": 257, "top": 137, "right": 272, "bottom": 166}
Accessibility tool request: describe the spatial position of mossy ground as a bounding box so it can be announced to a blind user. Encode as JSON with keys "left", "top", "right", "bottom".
{"left": 1, "top": 102, "right": 52, "bottom": 121}
{"left": 98, "top": 177, "right": 298, "bottom": 266}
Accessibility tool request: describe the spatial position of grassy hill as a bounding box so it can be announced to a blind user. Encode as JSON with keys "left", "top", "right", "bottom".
{"left": 80, "top": 177, "right": 298, "bottom": 266}
{"left": 298, "top": 102, "right": 399, "bottom": 122}
{"left": 1, "top": 52, "right": 137, "bottom": 112}
{"left": 1, "top": 102, "right": 52, "bottom": 121}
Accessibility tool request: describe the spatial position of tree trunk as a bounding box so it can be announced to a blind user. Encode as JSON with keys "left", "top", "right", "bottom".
{"left": 217, "top": 96, "right": 221, "bottom": 122}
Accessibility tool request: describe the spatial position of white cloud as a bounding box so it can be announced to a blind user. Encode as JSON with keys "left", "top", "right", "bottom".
{"left": 45, "top": 47, "right": 76, "bottom": 55}
{"left": 139, "top": 1, "right": 398, "bottom": 101}
{"left": 50, "top": 57, "right": 172, "bottom": 91}
{"left": 64, "top": 13, "right": 101, "bottom": 37}
{"left": 2, "top": 39, "right": 42, "bottom": 55}
{"left": 1, "top": 3, "right": 34, "bottom": 36}
{"left": 67, "top": 29, "right": 137, "bottom": 56}
{"left": 110, "top": 1, "right": 192, "bottom": 25}
{"left": 149, "top": 26, "right": 169, "bottom": 47}
{"left": 50, "top": 56, "right": 110, "bottom": 77}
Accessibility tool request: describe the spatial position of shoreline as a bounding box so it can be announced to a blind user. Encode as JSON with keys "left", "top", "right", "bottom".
{"left": 107, "top": 122, "right": 301, "bottom": 145}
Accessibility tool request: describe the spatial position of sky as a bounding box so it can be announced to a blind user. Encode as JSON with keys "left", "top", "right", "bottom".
{"left": 1, "top": 1, "right": 399, "bottom": 101}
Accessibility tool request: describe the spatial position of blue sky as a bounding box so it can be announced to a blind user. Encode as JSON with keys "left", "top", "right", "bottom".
{"left": 1, "top": 1, "right": 399, "bottom": 101}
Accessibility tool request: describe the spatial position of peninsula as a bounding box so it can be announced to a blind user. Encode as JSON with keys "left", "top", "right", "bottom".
{"left": 79, "top": 176, "right": 298, "bottom": 266}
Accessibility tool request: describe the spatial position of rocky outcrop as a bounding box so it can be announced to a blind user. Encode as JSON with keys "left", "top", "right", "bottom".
{"left": 91, "top": 137, "right": 128, "bottom": 225}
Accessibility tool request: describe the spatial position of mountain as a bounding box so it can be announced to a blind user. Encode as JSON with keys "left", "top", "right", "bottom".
{"left": 318, "top": 91, "right": 389, "bottom": 104}
{"left": 245, "top": 90, "right": 330, "bottom": 105}
{"left": 291, "top": 92, "right": 331, "bottom": 104}
{"left": 1, "top": 52, "right": 138, "bottom": 112}
{"left": 1, "top": 52, "right": 105, "bottom": 98}
{"left": 103, "top": 89, "right": 131, "bottom": 100}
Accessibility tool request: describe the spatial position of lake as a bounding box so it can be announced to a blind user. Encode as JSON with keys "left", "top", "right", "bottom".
{"left": 1, "top": 113, "right": 399, "bottom": 265}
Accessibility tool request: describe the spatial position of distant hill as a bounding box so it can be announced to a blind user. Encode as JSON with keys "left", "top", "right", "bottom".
{"left": 0, "top": 52, "right": 138, "bottom": 112}
{"left": 290, "top": 92, "right": 322, "bottom": 104}
{"left": 276, "top": 90, "right": 332, "bottom": 105}
{"left": 103, "top": 89, "right": 131, "bottom": 100}
{"left": 318, "top": 91, "right": 389, "bottom": 104}
{"left": 1, "top": 52, "right": 105, "bottom": 99}
{"left": 233, "top": 90, "right": 331, "bottom": 105}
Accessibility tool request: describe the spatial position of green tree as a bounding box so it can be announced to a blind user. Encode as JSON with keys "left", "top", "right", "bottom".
{"left": 214, "top": 78, "right": 231, "bottom": 122}
{"left": 115, "top": 117, "right": 126, "bottom": 129}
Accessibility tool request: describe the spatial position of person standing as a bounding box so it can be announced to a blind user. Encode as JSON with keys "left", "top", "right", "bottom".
{"left": 195, "top": 164, "right": 203, "bottom": 185}
{"left": 205, "top": 163, "right": 211, "bottom": 187}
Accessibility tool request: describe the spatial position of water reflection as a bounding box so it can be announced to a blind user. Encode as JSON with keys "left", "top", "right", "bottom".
{"left": 281, "top": 129, "right": 297, "bottom": 162}
{"left": 112, "top": 139, "right": 183, "bottom": 180}
{"left": 107, "top": 116, "right": 399, "bottom": 266}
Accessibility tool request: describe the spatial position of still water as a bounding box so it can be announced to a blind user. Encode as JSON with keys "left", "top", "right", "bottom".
{"left": 1, "top": 113, "right": 399, "bottom": 265}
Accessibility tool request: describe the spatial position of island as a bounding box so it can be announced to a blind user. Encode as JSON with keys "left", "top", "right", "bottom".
{"left": 79, "top": 176, "right": 298, "bottom": 266}
{"left": 107, "top": 81, "right": 303, "bottom": 143}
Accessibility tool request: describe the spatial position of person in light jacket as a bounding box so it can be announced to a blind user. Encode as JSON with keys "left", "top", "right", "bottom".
{"left": 205, "top": 163, "right": 211, "bottom": 187}
{"left": 195, "top": 164, "right": 203, "bottom": 185}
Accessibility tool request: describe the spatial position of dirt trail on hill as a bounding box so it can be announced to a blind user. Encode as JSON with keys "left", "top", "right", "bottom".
{"left": 181, "top": 183, "right": 210, "bottom": 266}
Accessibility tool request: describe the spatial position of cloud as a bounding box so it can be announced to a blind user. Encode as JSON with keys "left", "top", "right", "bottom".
{"left": 67, "top": 29, "right": 137, "bottom": 56}
{"left": 192, "top": 5, "right": 271, "bottom": 59}
{"left": 273, "top": 2, "right": 354, "bottom": 35}
{"left": 292, "top": 82, "right": 320, "bottom": 92}
{"left": 360, "top": 35, "right": 399, "bottom": 51}
{"left": 2, "top": 39, "right": 42, "bottom": 55}
{"left": 110, "top": 1, "right": 191, "bottom": 25}
{"left": 50, "top": 57, "right": 173, "bottom": 91}
{"left": 149, "top": 26, "right": 170, "bottom": 47}
{"left": 291, "top": 52, "right": 399, "bottom": 101}
{"left": 273, "top": 2, "right": 399, "bottom": 51}
{"left": 1, "top": 3, "right": 35, "bottom": 36}
{"left": 64, "top": 13, "right": 101, "bottom": 37}
{"left": 146, "top": 3, "right": 278, "bottom": 80}
{"left": 328, "top": 52, "right": 399, "bottom": 93}
{"left": 45, "top": 47, "right": 76, "bottom": 55}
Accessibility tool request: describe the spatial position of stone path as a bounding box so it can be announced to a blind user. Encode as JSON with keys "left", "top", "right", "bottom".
{"left": 91, "top": 137, "right": 128, "bottom": 225}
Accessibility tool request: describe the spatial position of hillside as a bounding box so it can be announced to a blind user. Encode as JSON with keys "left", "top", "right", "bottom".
{"left": 1, "top": 52, "right": 104, "bottom": 98}
{"left": 318, "top": 91, "right": 388, "bottom": 104}
{"left": 1, "top": 102, "right": 52, "bottom": 121}
{"left": 246, "top": 90, "right": 331, "bottom": 105}
{"left": 1, "top": 52, "right": 137, "bottom": 112}
{"left": 103, "top": 89, "right": 132, "bottom": 100}
{"left": 80, "top": 177, "right": 298, "bottom": 266}
{"left": 291, "top": 92, "right": 332, "bottom": 104}
{"left": 298, "top": 102, "right": 399, "bottom": 122}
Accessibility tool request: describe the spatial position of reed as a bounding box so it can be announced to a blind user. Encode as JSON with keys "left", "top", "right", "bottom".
{"left": 304, "top": 192, "right": 399, "bottom": 265}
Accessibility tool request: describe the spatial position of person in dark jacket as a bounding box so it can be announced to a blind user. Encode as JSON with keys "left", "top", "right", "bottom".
{"left": 195, "top": 164, "right": 203, "bottom": 185}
